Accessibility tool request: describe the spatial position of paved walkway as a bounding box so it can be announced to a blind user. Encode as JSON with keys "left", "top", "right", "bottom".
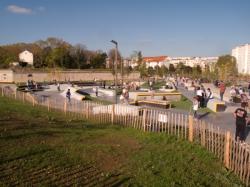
{"left": 175, "top": 85, "right": 250, "bottom": 143}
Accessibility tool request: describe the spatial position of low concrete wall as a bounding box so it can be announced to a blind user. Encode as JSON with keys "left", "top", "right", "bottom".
{"left": 0, "top": 70, "right": 14, "bottom": 83}
{"left": 129, "top": 92, "right": 182, "bottom": 102}
{"left": 10, "top": 70, "right": 140, "bottom": 83}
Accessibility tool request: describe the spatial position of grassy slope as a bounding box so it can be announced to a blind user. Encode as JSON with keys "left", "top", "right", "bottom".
{"left": 0, "top": 96, "right": 240, "bottom": 186}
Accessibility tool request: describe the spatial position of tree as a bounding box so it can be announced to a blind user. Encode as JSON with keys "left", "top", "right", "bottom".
{"left": 90, "top": 52, "right": 107, "bottom": 68}
{"left": 215, "top": 55, "right": 238, "bottom": 81}
{"left": 0, "top": 47, "right": 17, "bottom": 68}
{"left": 176, "top": 62, "right": 185, "bottom": 75}
{"left": 192, "top": 65, "right": 202, "bottom": 78}
{"left": 138, "top": 62, "right": 147, "bottom": 78}
{"left": 124, "top": 66, "right": 133, "bottom": 76}
{"left": 160, "top": 66, "right": 168, "bottom": 77}
{"left": 169, "top": 64, "right": 175, "bottom": 74}
{"left": 147, "top": 67, "right": 155, "bottom": 77}
{"left": 108, "top": 49, "right": 122, "bottom": 69}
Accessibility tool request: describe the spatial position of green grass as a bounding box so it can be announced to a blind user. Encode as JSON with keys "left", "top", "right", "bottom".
{"left": 0, "top": 96, "right": 241, "bottom": 186}
{"left": 171, "top": 95, "right": 213, "bottom": 114}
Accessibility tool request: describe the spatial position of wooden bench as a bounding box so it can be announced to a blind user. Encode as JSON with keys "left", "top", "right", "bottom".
{"left": 207, "top": 99, "right": 226, "bottom": 112}
{"left": 137, "top": 99, "right": 171, "bottom": 109}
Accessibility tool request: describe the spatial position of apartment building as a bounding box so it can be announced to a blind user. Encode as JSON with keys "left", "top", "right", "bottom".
{"left": 232, "top": 44, "right": 250, "bottom": 74}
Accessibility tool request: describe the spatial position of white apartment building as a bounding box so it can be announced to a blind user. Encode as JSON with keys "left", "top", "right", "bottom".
{"left": 19, "top": 50, "right": 33, "bottom": 65}
{"left": 232, "top": 44, "right": 250, "bottom": 74}
{"left": 168, "top": 57, "right": 218, "bottom": 69}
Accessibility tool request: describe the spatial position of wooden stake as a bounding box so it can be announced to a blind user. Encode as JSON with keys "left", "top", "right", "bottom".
{"left": 64, "top": 99, "right": 67, "bottom": 115}
{"left": 142, "top": 108, "right": 147, "bottom": 132}
{"left": 188, "top": 115, "right": 194, "bottom": 142}
{"left": 224, "top": 131, "right": 231, "bottom": 168}
{"left": 111, "top": 104, "right": 115, "bottom": 124}
{"left": 47, "top": 98, "right": 50, "bottom": 111}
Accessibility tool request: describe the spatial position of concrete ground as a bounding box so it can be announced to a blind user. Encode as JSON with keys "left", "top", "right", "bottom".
{"left": 175, "top": 85, "right": 250, "bottom": 143}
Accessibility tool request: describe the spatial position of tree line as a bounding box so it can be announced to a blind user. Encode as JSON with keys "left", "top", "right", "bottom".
{"left": 137, "top": 53, "right": 238, "bottom": 83}
{"left": 0, "top": 37, "right": 108, "bottom": 69}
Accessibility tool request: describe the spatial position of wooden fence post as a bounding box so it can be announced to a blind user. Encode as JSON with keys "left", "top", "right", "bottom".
{"left": 32, "top": 96, "right": 35, "bottom": 106}
{"left": 86, "top": 102, "right": 90, "bottom": 119}
{"left": 1, "top": 87, "right": 4, "bottom": 96}
{"left": 201, "top": 121, "right": 206, "bottom": 146}
{"left": 64, "top": 99, "right": 67, "bottom": 115}
{"left": 142, "top": 108, "right": 147, "bottom": 131}
{"left": 14, "top": 90, "right": 17, "bottom": 99}
{"left": 111, "top": 104, "right": 115, "bottom": 124}
{"left": 22, "top": 92, "right": 25, "bottom": 103}
{"left": 47, "top": 98, "right": 50, "bottom": 111}
{"left": 224, "top": 131, "right": 231, "bottom": 168}
{"left": 188, "top": 115, "right": 194, "bottom": 142}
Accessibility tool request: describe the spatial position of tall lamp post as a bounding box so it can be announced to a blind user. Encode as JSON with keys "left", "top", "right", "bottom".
{"left": 110, "top": 40, "right": 118, "bottom": 104}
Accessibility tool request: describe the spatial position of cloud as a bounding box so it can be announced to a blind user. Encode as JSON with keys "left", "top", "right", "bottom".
{"left": 7, "top": 5, "right": 32, "bottom": 14}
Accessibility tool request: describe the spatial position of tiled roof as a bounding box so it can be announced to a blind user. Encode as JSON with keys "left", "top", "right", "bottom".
{"left": 143, "top": 56, "right": 168, "bottom": 62}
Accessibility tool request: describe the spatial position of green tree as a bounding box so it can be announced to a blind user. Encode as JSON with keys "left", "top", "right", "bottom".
{"left": 215, "top": 55, "right": 238, "bottom": 81}
{"left": 169, "top": 64, "right": 175, "bottom": 74}
{"left": 90, "top": 52, "right": 107, "bottom": 68}
{"left": 138, "top": 62, "right": 147, "bottom": 78}
{"left": 147, "top": 67, "right": 155, "bottom": 77}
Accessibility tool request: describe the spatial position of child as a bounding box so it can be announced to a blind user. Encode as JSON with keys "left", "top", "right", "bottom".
{"left": 66, "top": 89, "right": 71, "bottom": 103}
{"left": 192, "top": 96, "right": 199, "bottom": 119}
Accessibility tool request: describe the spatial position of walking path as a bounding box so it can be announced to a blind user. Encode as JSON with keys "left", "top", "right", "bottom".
{"left": 175, "top": 85, "right": 250, "bottom": 143}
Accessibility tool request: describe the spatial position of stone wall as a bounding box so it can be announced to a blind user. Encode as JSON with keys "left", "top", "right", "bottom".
{"left": 12, "top": 70, "right": 140, "bottom": 83}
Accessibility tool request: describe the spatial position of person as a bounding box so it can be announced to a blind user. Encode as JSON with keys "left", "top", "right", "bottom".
{"left": 149, "top": 81, "right": 153, "bottom": 90}
{"left": 229, "top": 86, "right": 237, "bottom": 103}
{"left": 192, "top": 96, "right": 199, "bottom": 119}
{"left": 240, "top": 92, "right": 248, "bottom": 110}
{"left": 200, "top": 85, "right": 206, "bottom": 108}
{"left": 234, "top": 102, "right": 248, "bottom": 142}
{"left": 95, "top": 86, "right": 98, "bottom": 97}
{"left": 196, "top": 87, "right": 203, "bottom": 107}
{"left": 206, "top": 88, "right": 213, "bottom": 106}
{"left": 66, "top": 89, "right": 71, "bottom": 103}
{"left": 103, "top": 81, "right": 106, "bottom": 89}
{"left": 218, "top": 81, "right": 226, "bottom": 101}
{"left": 248, "top": 82, "right": 250, "bottom": 96}
{"left": 57, "top": 82, "right": 61, "bottom": 91}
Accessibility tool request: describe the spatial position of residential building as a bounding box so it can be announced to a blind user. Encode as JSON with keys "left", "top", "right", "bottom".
{"left": 142, "top": 56, "right": 169, "bottom": 68}
{"left": 232, "top": 44, "right": 250, "bottom": 74}
{"left": 19, "top": 50, "right": 33, "bottom": 65}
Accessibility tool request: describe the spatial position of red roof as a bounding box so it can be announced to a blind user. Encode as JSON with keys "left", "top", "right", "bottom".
{"left": 143, "top": 56, "right": 168, "bottom": 62}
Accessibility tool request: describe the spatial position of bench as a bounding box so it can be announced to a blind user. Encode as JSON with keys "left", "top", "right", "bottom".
{"left": 137, "top": 99, "right": 171, "bottom": 109}
{"left": 206, "top": 99, "right": 226, "bottom": 112}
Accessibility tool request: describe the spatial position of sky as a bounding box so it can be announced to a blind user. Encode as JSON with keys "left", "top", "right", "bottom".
{"left": 0, "top": 0, "right": 250, "bottom": 57}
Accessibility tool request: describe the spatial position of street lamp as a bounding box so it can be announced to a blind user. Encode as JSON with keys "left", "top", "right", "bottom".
{"left": 110, "top": 40, "right": 118, "bottom": 104}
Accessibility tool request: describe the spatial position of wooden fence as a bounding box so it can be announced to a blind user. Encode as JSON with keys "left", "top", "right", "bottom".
{"left": 1, "top": 86, "right": 250, "bottom": 186}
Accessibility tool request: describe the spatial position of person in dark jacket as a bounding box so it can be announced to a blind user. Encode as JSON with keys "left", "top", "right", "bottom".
{"left": 234, "top": 102, "right": 248, "bottom": 142}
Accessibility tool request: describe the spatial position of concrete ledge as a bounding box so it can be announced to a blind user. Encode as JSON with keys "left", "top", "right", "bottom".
{"left": 130, "top": 92, "right": 181, "bottom": 102}
{"left": 207, "top": 99, "right": 226, "bottom": 112}
{"left": 137, "top": 99, "right": 171, "bottom": 109}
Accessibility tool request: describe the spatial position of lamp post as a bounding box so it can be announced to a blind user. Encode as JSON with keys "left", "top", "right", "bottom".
{"left": 110, "top": 40, "right": 118, "bottom": 104}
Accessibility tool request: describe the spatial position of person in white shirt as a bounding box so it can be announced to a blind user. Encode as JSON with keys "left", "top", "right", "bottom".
{"left": 205, "top": 88, "right": 213, "bottom": 106}
{"left": 230, "top": 86, "right": 237, "bottom": 103}
{"left": 192, "top": 96, "right": 199, "bottom": 119}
